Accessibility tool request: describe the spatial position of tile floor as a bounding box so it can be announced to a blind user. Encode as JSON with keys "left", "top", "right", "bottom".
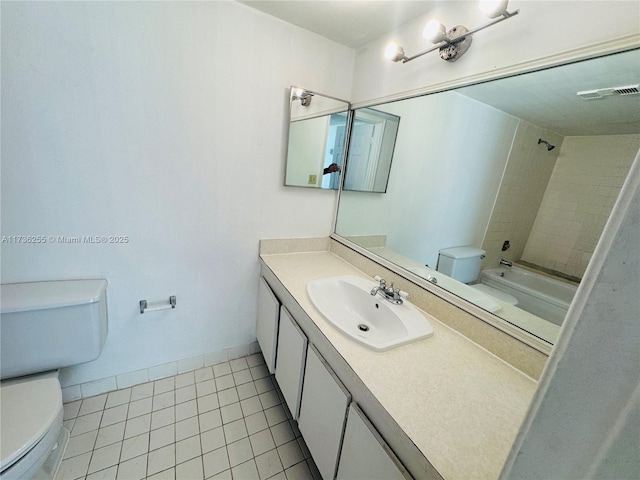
{"left": 57, "top": 353, "right": 321, "bottom": 480}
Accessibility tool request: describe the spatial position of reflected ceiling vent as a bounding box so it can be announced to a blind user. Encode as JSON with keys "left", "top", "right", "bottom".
{"left": 577, "top": 84, "right": 639, "bottom": 100}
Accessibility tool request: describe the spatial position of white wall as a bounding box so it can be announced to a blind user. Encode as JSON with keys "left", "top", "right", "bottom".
{"left": 0, "top": 1, "right": 354, "bottom": 386}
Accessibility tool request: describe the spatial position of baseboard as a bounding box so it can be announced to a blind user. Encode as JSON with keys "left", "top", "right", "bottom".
{"left": 61, "top": 341, "right": 261, "bottom": 402}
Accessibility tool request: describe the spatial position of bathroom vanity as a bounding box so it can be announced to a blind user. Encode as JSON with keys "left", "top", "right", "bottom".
{"left": 257, "top": 239, "right": 538, "bottom": 479}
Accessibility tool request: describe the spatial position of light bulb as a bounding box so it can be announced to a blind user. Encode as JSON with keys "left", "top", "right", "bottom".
{"left": 384, "top": 42, "right": 406, "bottom": 62}
{"left": 423, "top": 19, "right": 447, "bottom": 43}
{"left": 479, "top": 0, "right": 509, "bottom": 18}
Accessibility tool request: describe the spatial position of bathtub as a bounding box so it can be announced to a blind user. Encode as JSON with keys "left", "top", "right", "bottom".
{"left": 479, "top": 266, "right": 578, "bottom": 326}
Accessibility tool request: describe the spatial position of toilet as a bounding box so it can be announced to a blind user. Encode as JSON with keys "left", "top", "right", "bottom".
{"left": 436, "top": 247, "right": 518, "bottom": 306}
{"left": 0, "top": 280, "right": 108, "bottom": 480}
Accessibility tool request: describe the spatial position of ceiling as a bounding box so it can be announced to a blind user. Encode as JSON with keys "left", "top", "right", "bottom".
{"left": 459, "top": 49, "right": 640, "bottom": 136}
{"left": 238, "top": 0, "right": 435, "bottom": 49}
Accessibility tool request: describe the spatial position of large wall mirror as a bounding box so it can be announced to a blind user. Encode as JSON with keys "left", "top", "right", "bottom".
{"left": 284, "top": 87, "right": 349, "bottom": 189}
{"left": 335, "top": 48, "right": 640, "bottom": 347}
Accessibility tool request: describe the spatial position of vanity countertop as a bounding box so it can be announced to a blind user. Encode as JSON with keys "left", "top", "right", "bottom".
{"left": 260, "top": 250, "right": 538, "bottom": 480}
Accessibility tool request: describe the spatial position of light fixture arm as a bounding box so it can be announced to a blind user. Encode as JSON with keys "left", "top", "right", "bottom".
{"left": 400, "top": 9, "right": 519, "bottom": 63}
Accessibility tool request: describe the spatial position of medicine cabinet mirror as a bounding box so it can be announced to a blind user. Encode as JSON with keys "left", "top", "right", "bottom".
{"left": 335, "top": 48, "right": 640, "bottom": 348}
{"left": 284, "top": 87, "right": 349, "bottom": 189}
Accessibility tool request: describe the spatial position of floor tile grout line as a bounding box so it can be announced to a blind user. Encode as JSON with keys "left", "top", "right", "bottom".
{"left": 58, "top": 355, "right": 292, "bottom": 480}
{"left": 78, "top": 407, "right": 104, "bottom": 478}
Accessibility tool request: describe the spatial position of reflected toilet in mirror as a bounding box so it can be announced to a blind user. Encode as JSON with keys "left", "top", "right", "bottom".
{"left": 436, "top": 246, "right": 519, "bottom": 307}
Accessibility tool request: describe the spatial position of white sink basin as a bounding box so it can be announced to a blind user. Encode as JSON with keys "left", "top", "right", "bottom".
{"left": 307, "top": 275, "right": 434, "bottom": 351}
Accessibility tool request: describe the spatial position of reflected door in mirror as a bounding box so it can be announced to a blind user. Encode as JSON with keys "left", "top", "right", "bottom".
{"left": 343, "top": 108, "right": 400, "bottom": 193}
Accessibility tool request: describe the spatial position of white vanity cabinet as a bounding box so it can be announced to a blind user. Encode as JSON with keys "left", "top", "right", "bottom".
{"left": 298, "top": 345, "right": 351, "bottom": 480}
{"left": 275, "top": 306, "right": 308, "bottom": 419}
{"left": 256, "top": 277, "right": 280, "bottom": 374}
{"left": 337, "top": 403, "right": 412, "bottom": 480}
{"left": 258, "top": 271, "right": 413, "bottom": 479}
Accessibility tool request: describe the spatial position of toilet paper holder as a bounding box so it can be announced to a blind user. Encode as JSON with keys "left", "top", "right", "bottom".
{"left": 140, "top": 296, "right": 177, "bottom": 314}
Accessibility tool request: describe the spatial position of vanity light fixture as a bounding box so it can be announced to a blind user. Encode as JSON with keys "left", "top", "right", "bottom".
{"left": 291, "top": 87, "right": 313, "bottom": 106}
{"left": 384, "top": 0, "right": 519, "bottom": 64}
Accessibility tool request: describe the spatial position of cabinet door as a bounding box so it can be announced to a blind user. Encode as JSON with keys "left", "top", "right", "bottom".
{"left": 337, "top": 403, "right": 412, "bottom": 480}
{"left": 298, "top": 345, "right": 351, "bottom": 480}
{"left": 275, "top": 306, "right": 307, "bottom": 419}
{"left": 256, "top": 277, "right": 280, "bottom": 374}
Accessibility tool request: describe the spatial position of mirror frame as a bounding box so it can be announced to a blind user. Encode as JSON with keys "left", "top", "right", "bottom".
{"left": 332, "top": 39, "right": 640, "bottom": 355}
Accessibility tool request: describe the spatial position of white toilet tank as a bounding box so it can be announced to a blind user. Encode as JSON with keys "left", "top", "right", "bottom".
{"left": 437, "top": 247, "right": 485, "bottom": 284}
{"left": 0, "top": 279, "right": 108, "bottom": 380}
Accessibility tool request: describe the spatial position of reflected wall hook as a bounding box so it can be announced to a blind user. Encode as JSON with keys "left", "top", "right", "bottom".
{"left": 140, "top": 296, "right": 177, "bottom": 314}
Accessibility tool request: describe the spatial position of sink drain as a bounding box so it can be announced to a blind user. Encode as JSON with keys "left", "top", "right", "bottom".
{"left": 357, "top": 324, "right": 369, "bottom": 332}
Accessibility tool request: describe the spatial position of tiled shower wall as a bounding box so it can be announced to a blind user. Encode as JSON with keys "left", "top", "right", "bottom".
{"left": 521, "top": 134, "right": 639, "bottom": 278}
{"left": 482, "top": 121, "right": 562, "bottom": 269}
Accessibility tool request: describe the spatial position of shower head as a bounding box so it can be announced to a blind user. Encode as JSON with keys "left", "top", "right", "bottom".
{"left": 538, "top": 138, "right": 555, "bottom": 151}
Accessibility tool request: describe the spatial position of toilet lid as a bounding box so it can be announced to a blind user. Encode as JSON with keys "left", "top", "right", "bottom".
{"left": 472, "top": 284, "right": 518, "bottom": 305}
{"left": 0, "top": 376, "right": 62, "bottom": 471}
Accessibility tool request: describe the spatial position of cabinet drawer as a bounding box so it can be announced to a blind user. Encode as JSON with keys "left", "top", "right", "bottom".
{"left": 298, "top": 345, "right": 351, "bottom": 480}
{"left": 275, "top": 306, "right": 307, "bottom": 419}
{"left": 337, "top": 403, "right": 412, "bottom": 480}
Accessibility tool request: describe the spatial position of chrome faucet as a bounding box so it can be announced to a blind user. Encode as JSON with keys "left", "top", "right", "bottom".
{"left": 370, "top": 276, "right": 409, "bottom": 305}
{"left": 500, "top": 259, "right": 513, "bottom": 267}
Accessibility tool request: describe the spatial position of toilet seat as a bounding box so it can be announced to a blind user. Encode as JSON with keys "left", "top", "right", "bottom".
{"left": 0, "top": 374, "right": 63, "bottom": 477}
{"left": 471, "top": 284, "right": 518, "bottom": 306}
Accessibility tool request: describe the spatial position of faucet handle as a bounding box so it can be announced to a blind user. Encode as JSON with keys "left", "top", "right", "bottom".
{"left": 399, "top": 290, "right": 410, "bottom": 300}
{"left": 373, "top": 275, "right": 386, "bottom": 286}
